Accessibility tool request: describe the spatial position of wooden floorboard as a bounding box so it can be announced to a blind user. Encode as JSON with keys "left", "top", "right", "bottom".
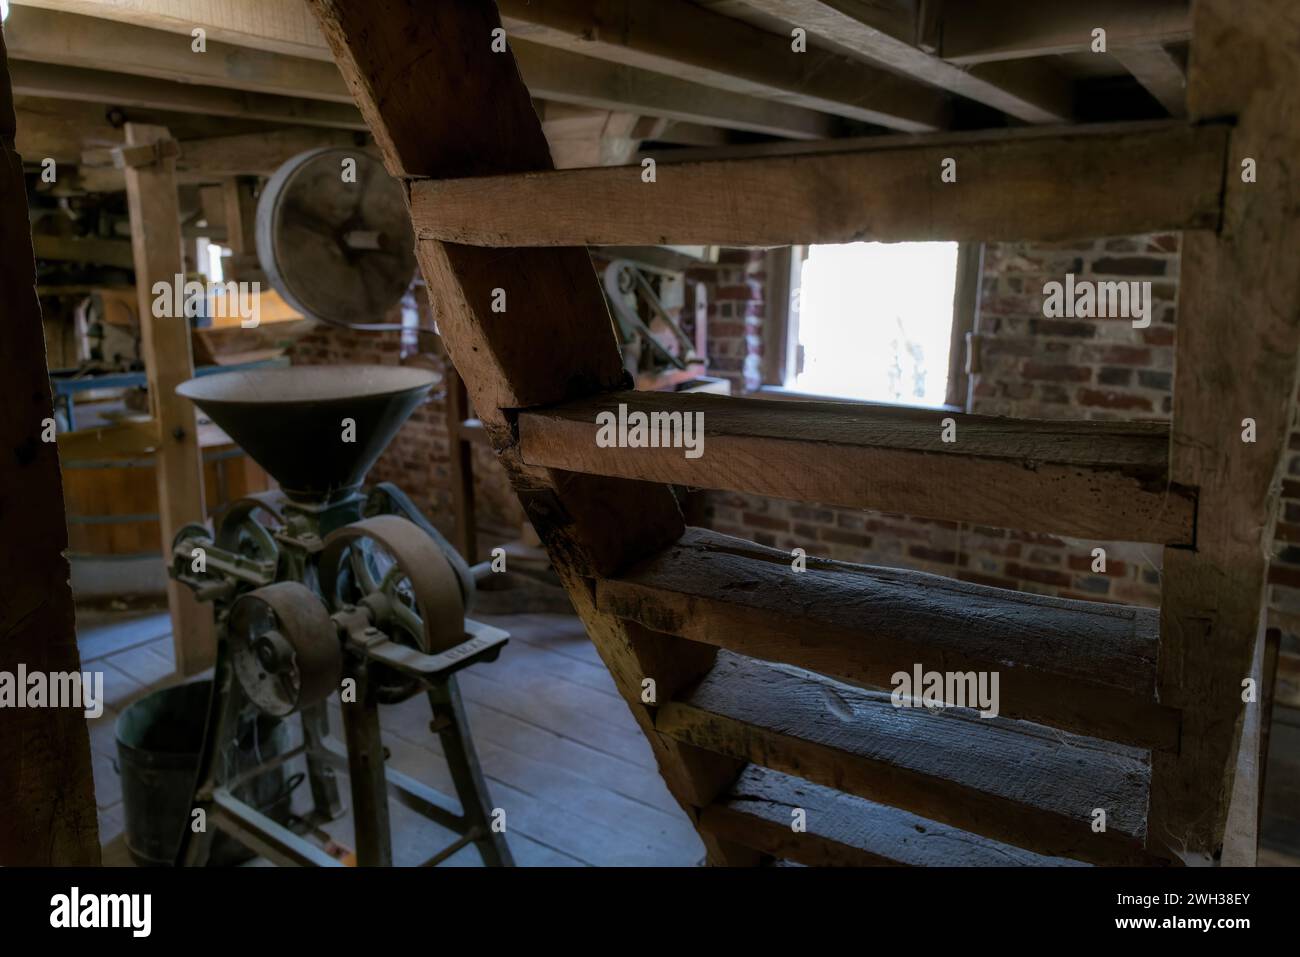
{"left": 79, "top": 609, "right": 701, "bottom": 867}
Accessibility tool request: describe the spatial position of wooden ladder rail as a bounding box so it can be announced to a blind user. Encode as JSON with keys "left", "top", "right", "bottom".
{"left": 309, "top": 0, "right": 1300, "bottom": 866}
{"left": 309, "top": 0, "right": 761, "bottom": 864}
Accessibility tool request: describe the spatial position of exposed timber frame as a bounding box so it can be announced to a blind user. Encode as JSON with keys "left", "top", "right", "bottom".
{"left": 307, "top": 0, "right": 1294, "bottom": 867}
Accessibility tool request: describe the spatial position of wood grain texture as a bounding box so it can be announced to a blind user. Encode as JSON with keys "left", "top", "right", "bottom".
{"left": 517, "top": 390, "right": 1197, "bottom": 544}
{"left": 307, "top": 0, "right": 751, "bottom": 864}
{"left": 705, "top": 765, "right": 1089, "bottom": 866}
{"left": 8, "top": 60, "right": 367, "bottom": 130}
{"left": 941, "top": 0, "right": 1191, "bottom": 65}
{"left": 659, "top": 652, "right": 1156, "bottom": 865}
{"left": 0, "top": 29, "right": 100, "bottom": 865}
{"left": 599, "top": 528, "right": 1180, "bottom": 749}
{"left": 497, "top": 0, "right": 950, "bottom": 132}
{"left": 1148, "top": 0, "right": 1300, "bottom": 864}
{"left": 410, "top": 120, "right": 1227, "bottom": 246}
{"left": 17, "top": 0, "right": 836, "bottom": 138}
{"left": 123, "top": 122, "right": 215, "bottom": 675}
{"left": 734, "top": 0, "right": 1073, "bottom": 123}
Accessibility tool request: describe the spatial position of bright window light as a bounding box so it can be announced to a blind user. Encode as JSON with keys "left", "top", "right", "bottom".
{"left": 0, "top": 1, "right": 10, "bottom": 24}
{"left": 205, "top": 242, "right": 225, "bottom": 283}
{"left": 793, "top": 241, "right": 959, "bottom": 406}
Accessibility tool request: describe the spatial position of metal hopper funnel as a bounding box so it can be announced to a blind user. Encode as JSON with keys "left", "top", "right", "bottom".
{"left": 176, "top": 365, "right": 438, "bottom": 504}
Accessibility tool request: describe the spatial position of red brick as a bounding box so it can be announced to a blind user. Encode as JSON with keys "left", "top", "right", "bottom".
{"left": 741, "top": 512, "right": 789, "bottom": 532}
{"left": 1076, "top": 389, "right": 1154, "bottom": 411}
{"left": 1021, "top": 362, "right": 1092, "bottom": 383}
{"left": 1067, "top": 554, "right": 1129, "bottom": 577}
{"left": 1004, "top": 562, "right": 1073, "bottom": 588}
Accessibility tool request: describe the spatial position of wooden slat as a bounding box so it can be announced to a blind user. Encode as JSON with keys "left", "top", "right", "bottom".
{"left": 658, "top": 652, "right": 1154, "bottom": 865}
{"left": 734, "top": 0, "right": 1073, "bottom": 124}
{"left": 598, "top": 528, "right": 1180, "bottom": 749}
{"left": 941, "top": 0, "right": 1192, "bottom": 65}
{"left": 705, "top": 765, "right": 1089, "bottom": 866}
{"left": 497, "top": 0, "right": 950, "bottom": 132}
{"left": 517, "top": 391, "right": 1197, "bottom": 544}
{"left": 409, "top": 121, "right": 1228, "bottom": 247}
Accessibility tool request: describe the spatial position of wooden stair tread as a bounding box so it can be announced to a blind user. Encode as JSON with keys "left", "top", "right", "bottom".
{"left": 658, "top": 651, "right": 1154, "bottom": 865}
{"left": 601, "top": 528, "right": 1178, "bottom": 749}
{"left": 516, "top": 391, "right": 1196, "bottom": 544}
{"left": 707, "top": 765, "right": 1089, "bottom": 867}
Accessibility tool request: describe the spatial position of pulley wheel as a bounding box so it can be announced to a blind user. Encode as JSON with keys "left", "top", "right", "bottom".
{"left": 319, "top": 515, "right": 466, "bottom": 703}
{"left": 229, "top": 581, "right": 343, "bottom": 717}
{"left": 256, "top": 147, "right": 416, "bottom": 325}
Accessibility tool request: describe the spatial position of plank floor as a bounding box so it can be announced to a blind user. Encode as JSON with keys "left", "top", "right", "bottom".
{"left": 78, "top": 608, "right": 704, "bottom": 867}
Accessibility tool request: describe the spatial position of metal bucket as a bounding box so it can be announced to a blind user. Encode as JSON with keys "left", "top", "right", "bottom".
{"left": 115, "top": 679, "right": 292, "bottom": 866}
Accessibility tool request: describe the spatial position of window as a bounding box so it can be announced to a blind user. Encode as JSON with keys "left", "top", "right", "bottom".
{"left": 769, "top": 241, "right": 976, "bottom": 409}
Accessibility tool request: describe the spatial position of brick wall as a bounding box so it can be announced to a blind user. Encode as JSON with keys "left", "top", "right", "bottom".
{"left": 698, "top": 234, "right": 1300, "bottom": 645}
{"left": 282, "top": 241, "right": 1300, "bottom": 642}
{"left": 687, "top": 249, "right": 767, "bottom": 393}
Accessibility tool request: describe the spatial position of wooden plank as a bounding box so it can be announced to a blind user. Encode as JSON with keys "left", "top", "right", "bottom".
{"left": 8, "top": 60, "right": 367, "bottom": 130}
{"left": 4, "top": 5, "right": 354, "bottom": 102}
{"left": 598, "top": 527, "right": 1181, "bottom": 749}
{"left": 1113, "top": 44, "right": 1187, "bottom": 118}
{"left": 122, "top": 122, "right": 215, "bottom": 676}
{"left": 941, "top": 0, "right": 1192, "bottom": 65}
{"left": 307, "top": 0, "right": 755, "bottom": 865}
{"left": 13, "top": 0, "right": 837, "bottom": 140}
{"left": 658, "top": 652, "right": 1155, "bottom": 865}
{"left": 409, "top": 121, "right": 1228, "bottom": 247}
{"left": 517, "top": 391, "right": 1197, "bottom": 544}
{"left": 57, "top": 419, "right": 161, "bottom": 459}
{"left": 705, "top": 765, "right": 1089, "bottom": 866}
{"left": 513, "top": 41, "right": 837, "bottom": 141}
{"left": 735, "top": 0, "right": 1073, "bottom": 123}
{"left": 32, "top": 234, "right": 135, "bottom": 269}
{"left": 1148, "top": 0, "right": 1300, "bottom": 865}
{"left": 497, "top": 0, "right": 951, "bottom": 132}
{"left": 0, "top": 26, "right": 100, "bottom": 866}
{"left": 15, "top": 0, "right": 334, "bottom": 62}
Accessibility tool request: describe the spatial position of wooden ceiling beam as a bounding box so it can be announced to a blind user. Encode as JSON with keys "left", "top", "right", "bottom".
{"left": 9, "top": 0, "right": 837, "bottom": 139}
{"left": 941, "top": 0, "right": 1191, "bottom": 65}
{"left": 409, "top": 121, "right": 1228, "bottom": 248}
{"left": 732, "top": 0, "right": 1073, "bottom": 123}
{"left": 1113, "top": 44, "right": 1187, "bottom": 118}
{"left": 7, "top": 60, "right": 368, "bottom": 129}
{"left": 497, "top": 0, "right": 951, "bottom": 132}
{"left": 4, "top": 6, "right": 353, "bottom": 101}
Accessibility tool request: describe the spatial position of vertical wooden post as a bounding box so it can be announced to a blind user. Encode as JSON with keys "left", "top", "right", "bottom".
{"left": 123, "top": 122, "right": 216, "bottom": 675}
{"left": 0, "top": 28, "right": 100, "bottom": 865}
{"left": 221, "top": 175, "right": 264, "bottom": 283}
{"left": 1149, "top": 0, "right": 1300, "bottom": 864}
{"left": 309, "top": 0, "right": 754, "bottom": 863}
{"left": 444, "top": 363, "right": 478, "bottom": 563}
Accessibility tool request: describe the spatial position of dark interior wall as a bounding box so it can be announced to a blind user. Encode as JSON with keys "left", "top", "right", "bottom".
{"left": 0, "top": 29, "right": 100, "bottom": 865}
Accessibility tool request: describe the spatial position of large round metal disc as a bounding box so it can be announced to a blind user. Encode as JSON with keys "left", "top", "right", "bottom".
{"left": 256, "top": 147, "right": 416, "bottom": 325}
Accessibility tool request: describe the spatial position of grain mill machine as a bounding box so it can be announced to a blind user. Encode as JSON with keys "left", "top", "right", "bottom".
{"left": 168, "top": 365, "right": 513, "bottom": 867}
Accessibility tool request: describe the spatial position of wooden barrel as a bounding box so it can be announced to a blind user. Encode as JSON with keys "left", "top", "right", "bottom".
{"left": 62, "top": 436, "right": 270, "bottom": 558}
